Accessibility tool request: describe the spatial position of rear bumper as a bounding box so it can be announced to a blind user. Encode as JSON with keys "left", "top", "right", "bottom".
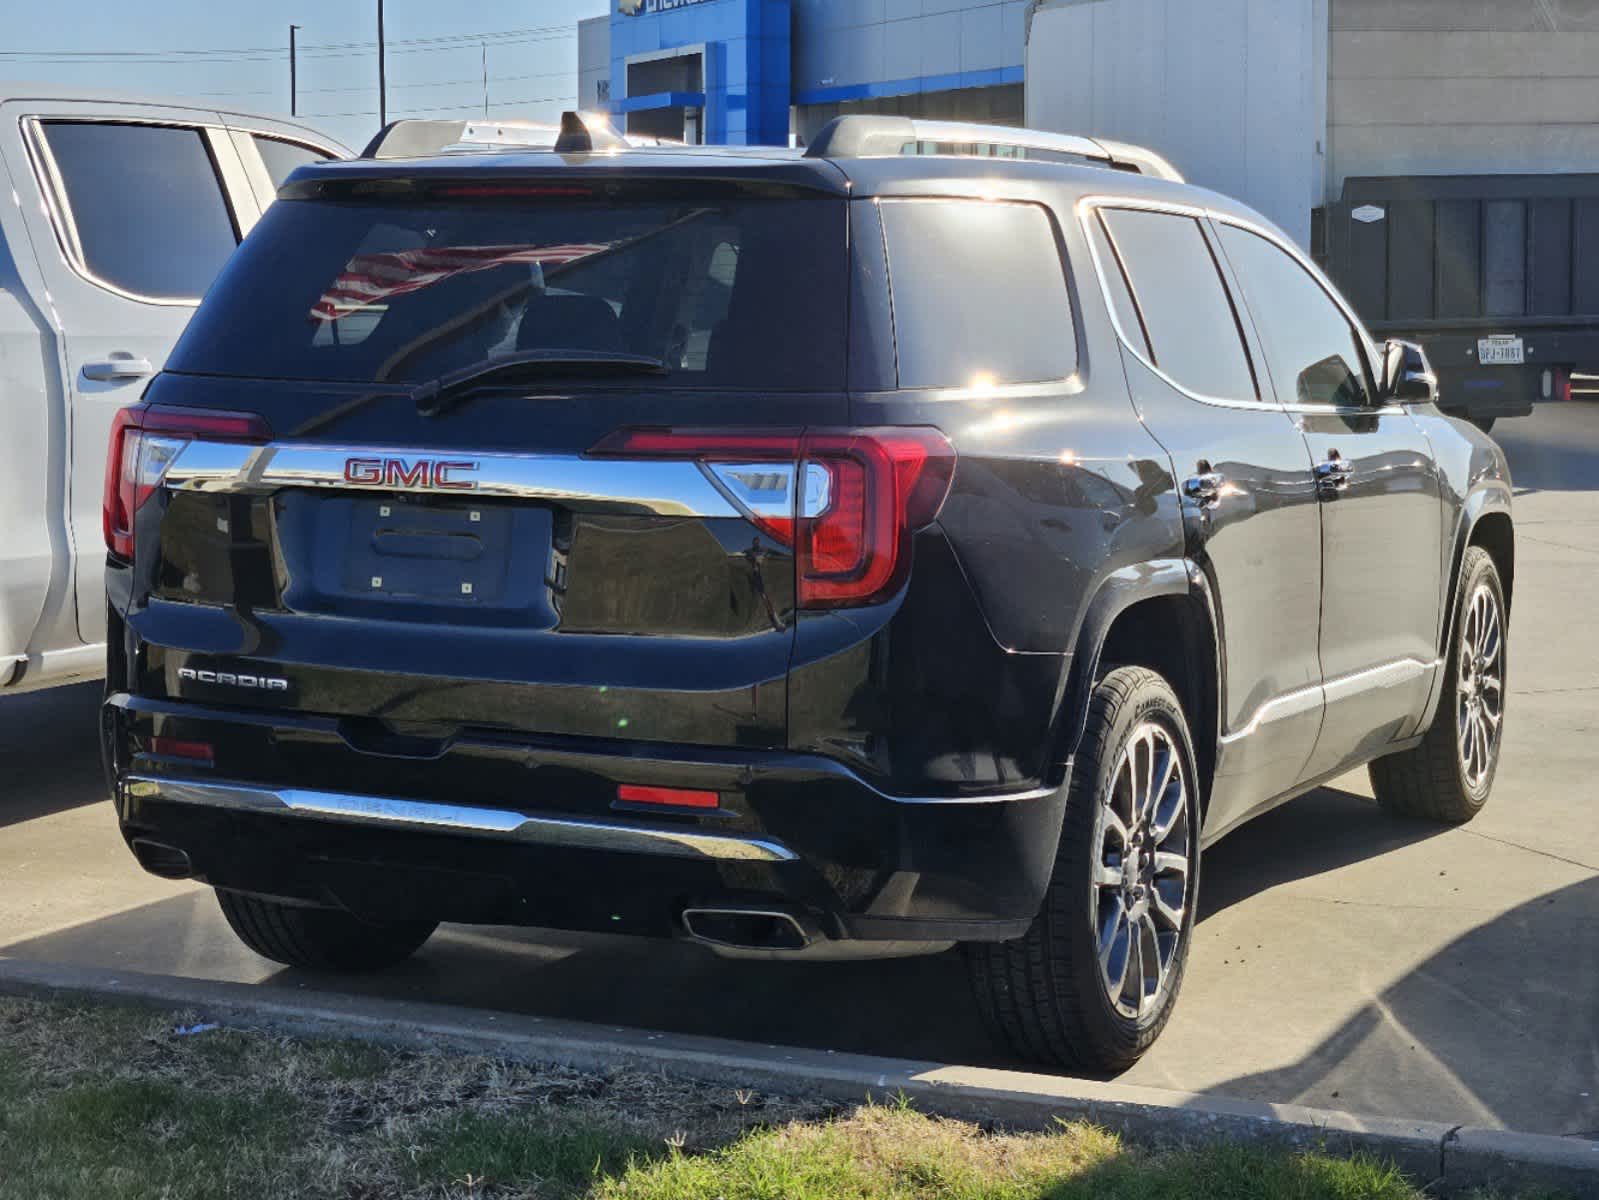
{"left": 104, "top": 694, "right": 1065, "bottom": 948}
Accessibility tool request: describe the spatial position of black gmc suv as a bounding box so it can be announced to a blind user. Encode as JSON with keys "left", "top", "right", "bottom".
{"left": 102, "top": 115, "right": 1513, "bottom": 1071}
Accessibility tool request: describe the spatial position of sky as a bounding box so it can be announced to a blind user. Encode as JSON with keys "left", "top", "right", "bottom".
{"left": 0, "top": 0, "right": 609, "bottom": 151}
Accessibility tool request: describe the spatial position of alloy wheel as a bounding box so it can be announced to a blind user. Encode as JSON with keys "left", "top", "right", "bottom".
{"left": 1456, "top": 582, "right": 1504, "bottom": 791}
{"left": 1092, "top": 722, "right": 1192, "bottom": 1020}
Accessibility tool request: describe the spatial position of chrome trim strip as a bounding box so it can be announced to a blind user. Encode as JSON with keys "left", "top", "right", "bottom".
{"left": 1075, "top": 194, "right": 1403, "bottom": 419}
{"left": 124, "top": 774, "right": 798, "bottom": 863}
{"left": 1220, "top": 657, "right": 1440, "bottom": 745}
{"left": 162, "top": 440, "right": 744, "bottom": 518}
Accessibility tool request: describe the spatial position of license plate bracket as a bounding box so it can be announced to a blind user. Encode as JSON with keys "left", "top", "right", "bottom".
{"left": 1477, "top": 335, "right": 1525, "bottom": 366}
{"left": 276, "top": 493, "right": 556, "bottom": 626}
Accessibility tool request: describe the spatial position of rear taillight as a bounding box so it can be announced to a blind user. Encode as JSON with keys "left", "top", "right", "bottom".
{"left": 590, "top": 427, "right": 956, "bottom": 609}
{"left": 103, "top": 404, "right": 271, "bottom": 562}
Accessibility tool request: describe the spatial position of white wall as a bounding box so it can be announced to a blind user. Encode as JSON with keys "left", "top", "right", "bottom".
{"left": 1025, "top": 0, "right": 1327, "bottom": 247}
{"left": 578, "top": 16, "right": 611, "bottom": 111}
{"left": 1329, "top": 0, "right": 1599, "bottom": 199}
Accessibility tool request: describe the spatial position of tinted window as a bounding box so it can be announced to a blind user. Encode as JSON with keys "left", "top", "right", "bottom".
{"left": 881, "top": 200, "right": 1075, "bottom": 388}
{"left": 40, "top": 121, "right": 238, "bottom": 299}
{"left": 1218, "top": 224, "right": 1372, "bottom": 409}
{"left": 1099, "top": 208, "right": 1255, "bottom": 401}
{"left": 1089, "top": 212, "right": 1151, "bottom": 358}
{"left": 252, "top": 136, "right": 333, "bottom": 189}
{"left": 170, "top": 193, "right": 847, "bottom": 388}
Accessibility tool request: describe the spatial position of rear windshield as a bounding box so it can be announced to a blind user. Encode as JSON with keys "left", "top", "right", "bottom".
{"left": 170, "top": 191, "right": 848, "bottom": 389}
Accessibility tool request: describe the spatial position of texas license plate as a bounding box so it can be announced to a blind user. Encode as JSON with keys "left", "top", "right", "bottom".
{"left": 1477, "top": 335, "right": 1525, "bottom": 366}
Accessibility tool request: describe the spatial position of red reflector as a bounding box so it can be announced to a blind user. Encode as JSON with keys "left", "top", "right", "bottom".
{"left": 148, "top": 737, "right": 214, "bottom": 762}
{"left": 617, "top": 784, "right": 720, "bottom": 810}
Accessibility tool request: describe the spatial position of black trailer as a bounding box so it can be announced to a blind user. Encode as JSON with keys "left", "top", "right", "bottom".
{"left": 1322, "top": 173, "right": 1599, "bottom": 430}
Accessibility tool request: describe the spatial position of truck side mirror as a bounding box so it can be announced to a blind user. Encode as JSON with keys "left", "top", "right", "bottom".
{"left": 1382, "top": 339, "right": 1437, "bottom": 404}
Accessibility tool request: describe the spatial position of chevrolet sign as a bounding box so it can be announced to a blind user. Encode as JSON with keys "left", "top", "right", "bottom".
{"left": 620, "top": 0, "right": 714, "bottom": 13}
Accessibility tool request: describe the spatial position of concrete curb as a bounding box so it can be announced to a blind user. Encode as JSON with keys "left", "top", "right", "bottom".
{"left": 1, "top": 957, "right": 1593, "bottom": 1196}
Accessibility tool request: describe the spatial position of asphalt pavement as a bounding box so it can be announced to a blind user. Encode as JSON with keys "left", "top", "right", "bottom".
{"left": 3, "top": 402, "right": 1596, "bottom": 1137}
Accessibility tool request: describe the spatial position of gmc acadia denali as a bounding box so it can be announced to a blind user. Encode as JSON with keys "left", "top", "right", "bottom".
{"left": 102, "top": 114, "right": 1513, "bottom": 1071}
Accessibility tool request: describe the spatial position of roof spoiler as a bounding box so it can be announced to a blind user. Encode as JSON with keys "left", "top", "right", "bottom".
{"left": 360, "top": 111, "right": 634, "bottom": 159}
{"left": 803, "top": 116, "right": 1183, "bottom": 182}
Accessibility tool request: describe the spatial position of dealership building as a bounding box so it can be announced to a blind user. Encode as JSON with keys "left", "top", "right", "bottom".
{"left": 578, "top": 0, "right": 1599, "bottom": 253}
{"left": 578, "top": 0, "right": 1029, "bottom": 148}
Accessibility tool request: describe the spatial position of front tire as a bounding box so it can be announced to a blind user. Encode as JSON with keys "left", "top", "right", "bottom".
{"left": 216, "top": 889, "right": 437, "bottom": 971}
{"left": 1369, "top": 545, "right": 1506, "bottom": 823}
{"left": 965, "top": 666, "right": 1200, "bottom": 1072}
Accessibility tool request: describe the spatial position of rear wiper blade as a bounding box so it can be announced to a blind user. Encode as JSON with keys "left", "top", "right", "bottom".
{"left": 413, "top": 349, "right": 669, "bottom": 417}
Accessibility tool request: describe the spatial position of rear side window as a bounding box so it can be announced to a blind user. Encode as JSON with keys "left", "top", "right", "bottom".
{"left": 880, "top": 200, "right": 1075, "bottom": 389}
{"left": 1099, "top": 208, "right": 1256, "bottom": 401}
{"left": 252, "top": 136, "right": 334, "bottom": 189}
{"left": 1217, "top": 224, "right": 1373, "bottom": 409}
{"left": 39, "top": 121, "right": 239, "bottom": 299}
{"left": 170, "top": 191, "right": 847, "bottom": 389}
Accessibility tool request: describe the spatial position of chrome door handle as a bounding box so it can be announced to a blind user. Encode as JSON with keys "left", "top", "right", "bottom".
{"left": 1314, "top": 456, "right": 1355, "bottom": 490}
{"left": 82, "top": 357, "right": 154, "bottom": 382}
{"left": 1183, "top": 471, "right": 1224, "bottom": 508}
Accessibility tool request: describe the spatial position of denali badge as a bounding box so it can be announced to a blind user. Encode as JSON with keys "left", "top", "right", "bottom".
{"left": 344, "top": 456, "right": 479, "bottom": 490}
{"left": 178, "top": 667, "right": 289, "bottom": 692}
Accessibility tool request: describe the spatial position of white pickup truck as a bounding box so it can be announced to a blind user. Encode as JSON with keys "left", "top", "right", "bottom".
{"left": 0, "top": 85, "right": 347, "bottom": 694}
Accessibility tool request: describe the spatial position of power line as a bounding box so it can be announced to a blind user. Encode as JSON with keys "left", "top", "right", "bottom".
{"left": 301, "top": 92, "right": 577, "bottom": 120}
{"left": 0, "top": 25, "right": 574, "bottom": 65}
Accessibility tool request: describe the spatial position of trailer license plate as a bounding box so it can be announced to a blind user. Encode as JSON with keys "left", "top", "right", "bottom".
{"left": 1477, "top": 335, "right": 1524, "bottom": 366}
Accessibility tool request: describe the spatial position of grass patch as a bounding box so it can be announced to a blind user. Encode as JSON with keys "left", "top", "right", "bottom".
{"left": 0, "top": 996, "right": 1556, "bottom": 1200}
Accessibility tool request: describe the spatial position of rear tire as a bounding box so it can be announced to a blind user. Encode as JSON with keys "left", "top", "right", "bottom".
{"left": 215, "top": 889, "right": 436, "bottom": 971}
{"left": 1369, "top": 546, "right": 1506, "bottom": 824}
{"left": 965, "top": 667, "right": 1200, "bottom": 1072}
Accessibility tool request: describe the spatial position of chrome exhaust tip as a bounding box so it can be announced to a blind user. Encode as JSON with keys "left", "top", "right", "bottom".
{"left": 130, "top": 838, "right": 193, "bottom": 880}
{"left": 681, "top": 906, "right": 815, "bottom": 953}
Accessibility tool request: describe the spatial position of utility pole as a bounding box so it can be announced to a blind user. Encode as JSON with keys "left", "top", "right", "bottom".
{"left": 376, "top": 0, "right": 387, "bottom": 127}
{"left": 288, "top": 24, "right": 301, "bottom": 116}
{"left": 481, "top": 41, "right": 489, "bottom": 117}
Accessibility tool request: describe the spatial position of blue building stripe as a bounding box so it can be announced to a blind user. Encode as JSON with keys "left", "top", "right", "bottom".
{"left": 610, "top": 90, "right": 708, "bottom": 115}
{"left": 793, "top": 65, "right": 1024, "bottom": 108}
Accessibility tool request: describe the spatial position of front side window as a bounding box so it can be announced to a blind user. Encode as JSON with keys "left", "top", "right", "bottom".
{"left": 170, "top": 190, "right": 848, "bottom": 389}
{"left": 880, "top": 199, "right": 1076, "bottom": 389}
{"left": 1218, "top": 224, "right": 1373, "bottom": 409}
{"left": 39, "top": 121, "right": 239, "bottom": 299}
{"left": 1098, "top": 208, "right": 1256, "bottom": 401}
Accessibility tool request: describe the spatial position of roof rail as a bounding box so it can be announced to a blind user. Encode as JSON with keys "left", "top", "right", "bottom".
{"left": 803, "top": 116, "right": 1183, "bottom": 182}
{"left": 360, "top": 111, "right": 666, "bottom": 159}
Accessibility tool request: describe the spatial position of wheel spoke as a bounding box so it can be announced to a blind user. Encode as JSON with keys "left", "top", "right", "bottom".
{"left": 1150, "top": 880, "right": 1185, "bottom": 930}
{"left": 1099, "top": 897, "right": 1131, "bottom": 996}
{"left": 1129, "top": 921, "right": 1148, "bottom": 1015}
{"left": 1094, "top": 857, "right": 1125, "bottom": 887}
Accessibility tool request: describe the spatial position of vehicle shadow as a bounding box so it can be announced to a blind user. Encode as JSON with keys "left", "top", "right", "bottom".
{"left": 0, "top": 784, "right": 1455, "bottom": 1074}
{"left": 1198, "top": 786, "right": 1448, "bottom": 920}
{"left": 0, "top": 682, "right": 106, "bottom": 831}
{"left": 1209, "top": 874, "right": 1599, "bottom": 1137}
{"left": 1489, "top": 402, "right": 1599, "bottom": 493}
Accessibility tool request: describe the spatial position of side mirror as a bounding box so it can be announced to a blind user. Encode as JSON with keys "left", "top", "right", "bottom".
{"left": 1381, "top": 339, "right": 1437, "bottom": 404}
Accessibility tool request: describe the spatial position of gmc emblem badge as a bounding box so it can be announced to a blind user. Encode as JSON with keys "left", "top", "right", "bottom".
{"left": 344, "top": 456, "right": 479, "bottom": 490}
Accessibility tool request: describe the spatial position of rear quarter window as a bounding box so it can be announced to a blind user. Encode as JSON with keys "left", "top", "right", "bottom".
{"left": 1098, "top": 207, "right": 1257, "bottom": 402}
{"left": 880, "top": 199, "right": 1076, "bottom": 389}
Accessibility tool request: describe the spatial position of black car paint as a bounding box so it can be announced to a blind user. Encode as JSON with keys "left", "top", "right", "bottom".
{"left": 103, "top": 149, "right": 1511, "bottom": 949}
